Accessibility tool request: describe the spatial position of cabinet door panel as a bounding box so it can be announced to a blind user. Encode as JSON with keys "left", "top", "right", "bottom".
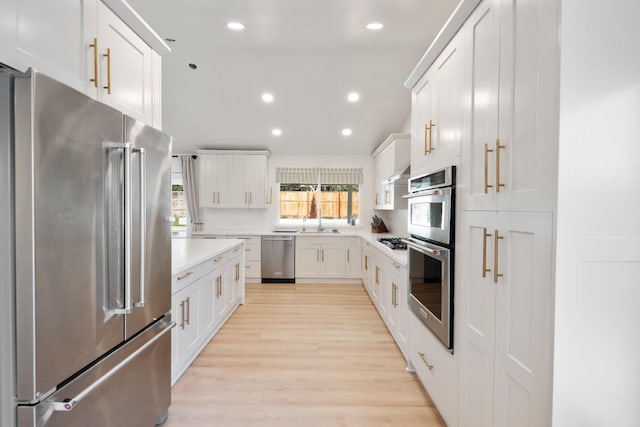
{"left": 98, "top": 2, "right": 152, "bottom": 124}
{"left": 459, "top": 211, "right": 497, "bottom": 427}
{"left": 497, "top": 0, "right": 558, "bottom": 212}
{"left": 12, "top": 0, "right": 96, "bottom": 96}
{"left": 345, "top": 237, "right": 362, "bottom": 278}
{"left": 320, "top": 241, "right": 346, "bottom": 278}
{"left": 294, "top": 244, "right": 321, "bottom": 278}
{"left": 463, "top": 0, "right": 500, "bottom": 211}
{"left": 198, "top": 272, "right": 216, "bottom": 337}
{"left": 430, "top": 39, "right": 464, "bottom": 167}
{"left": 245, "top": 155, "right": 267, "bottom": 208}
{"left": 493, "top": 211, "right": 553, "bottom": 427}
{"left": 411, "top": 71, "right": 435, "bottom": 177}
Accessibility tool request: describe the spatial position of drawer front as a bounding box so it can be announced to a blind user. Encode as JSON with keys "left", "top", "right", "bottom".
{"left": 244, "top": 260, "right": 261, "bottom": 279}
{"left": 408, "top": 311, "right": 458, "bottom": 426}
{"left": 210, "top": 251, "right": 228, "bottom": 268}
{"left": 172, "top": 260, "right": 214, "bottom": 293}
{"left": 228, "top": 236, "right": 261, "bottom": 260}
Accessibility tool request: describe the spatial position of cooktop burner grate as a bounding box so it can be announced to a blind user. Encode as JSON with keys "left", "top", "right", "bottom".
{"left": 376, "top": 237, "right": 407, "bottom": 250}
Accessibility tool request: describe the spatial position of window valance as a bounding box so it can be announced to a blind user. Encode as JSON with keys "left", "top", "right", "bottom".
{"left": 276, "top": 167, "right": 363, "bottom": 185}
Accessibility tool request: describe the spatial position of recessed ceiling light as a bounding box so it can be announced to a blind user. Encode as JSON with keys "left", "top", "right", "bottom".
{"left": 188, "top": 63, "right": 198, "bottom": 70}
{"left": 366, "top": 22, "right": 384, "bottom": 30}
{"left": 227, "top": 22, "right": 245, "bottom": 31}
{"left": 347, "top": 92, "right": 360, "bottom": 102}
{"left": 272, "top": 128, "right": 282, "bottom": 136}
{"left": 165, "top": 38, "right": 176, "bottom": 43}
{"left": 342, "top": 128, "right": 353, "bottom": 136}
{"left": 262, "top": 93, "right": 274, "bottom": 103}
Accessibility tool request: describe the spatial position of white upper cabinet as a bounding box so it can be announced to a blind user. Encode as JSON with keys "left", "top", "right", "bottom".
{"left": 231, "top": 155, "right": 267, "bottom": 208}
{"left": 462, "top": 0, "right": 558, "bottom": 212}
{"left": 2, "top": 0, "right": 97, "bottom": 98}
{"left": 198, "top": 151, "right": 268, "bottom": 209}
{"left": 0, "top": 0, "right": 168, "bottom": 129}
{"left": 198, "top": 154, "right": 232, "bottom": 208}
{"left": 96, "top": 2, "right": 153, "bottom": 124}
{"left": 372, "top": 133, "right": 410, "bottom": 210}
{"left": 411, "top": 33, "right": 466, "bottom": 177}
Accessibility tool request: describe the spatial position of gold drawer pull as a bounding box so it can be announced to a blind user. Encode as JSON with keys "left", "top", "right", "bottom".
{"left": 418, "top": 352, "right": 434, "bottom": 371}
{"left": 176, "top": 271, "right": 193, "bottom": 281}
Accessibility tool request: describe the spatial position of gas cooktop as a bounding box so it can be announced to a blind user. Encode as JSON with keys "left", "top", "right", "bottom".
{"left": 376, "top": 237, "right": 407, "bottom": 250}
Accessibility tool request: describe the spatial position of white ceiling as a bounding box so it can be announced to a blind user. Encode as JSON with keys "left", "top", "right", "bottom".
{"left": 127, "top": 0, "right": 459, "bottom": 155}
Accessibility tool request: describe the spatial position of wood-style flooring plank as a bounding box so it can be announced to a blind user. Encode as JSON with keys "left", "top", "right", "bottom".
{"left": 165, "top": 283, "right": 446, "bottom": 427}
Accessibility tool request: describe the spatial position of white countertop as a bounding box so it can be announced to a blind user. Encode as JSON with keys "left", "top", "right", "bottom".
{"left": 172, "top": 238, "right": 243, "bottom": 275}
{"left": 190, "top": 228, "right": 408, "bottom": 266}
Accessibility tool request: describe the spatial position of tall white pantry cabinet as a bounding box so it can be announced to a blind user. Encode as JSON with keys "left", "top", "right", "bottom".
{"left": 408, "top": 0, "right": 640, "bottom": 425}
{"left": 406, "top": 0, "right": 557, "bottom": 425}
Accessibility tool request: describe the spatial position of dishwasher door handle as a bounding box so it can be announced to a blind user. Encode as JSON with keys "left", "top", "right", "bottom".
{"left": 263, "top": 237, "right": 294, "bottom": 241}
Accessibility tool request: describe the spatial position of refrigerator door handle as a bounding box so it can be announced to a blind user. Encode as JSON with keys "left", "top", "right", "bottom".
{"left": 105, "top": 142, "right": 133, "bottom": 315}
{"left": 46, "top": 320, "right": 175, "bottom": 412}
{"left": 133, "top": 147, "right": 146, "bottom": 308}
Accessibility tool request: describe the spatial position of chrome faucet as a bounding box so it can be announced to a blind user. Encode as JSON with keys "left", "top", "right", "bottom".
{"left": 302, "top": 216, "right": 307, "bottom": 232}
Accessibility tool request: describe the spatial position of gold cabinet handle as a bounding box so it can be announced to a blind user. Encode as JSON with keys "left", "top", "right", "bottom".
{"left": 249, "top": 192, "right": 252, "bottom": 205}
{"left": 185, "top": 297, "right": 191, "bottom": 325}
{"left": 482, "top": 228, "right": 492, "bottom": 278}
{"left": 179, "top": 301, "right": 185, "bottom": 329}
{"left": 418, "top": 352, "right": 434, "bottom": 371}
{"left": 484, "top": 143, "right": 494, "bottom": 193}
{"left": 177, "top": 271, "right": 193, "bottom": 281}
{"left": 495, "top": 139, "right": 506, "bottom": 192}
{"left": 364, "top": 255, "right": 368, "bottom": 271}
{"left": 317, "top": 248, "right": 320, "bottom": 262}
{"left": 392, "top": 283, "right": 397, "bottom": 307}
{"left": 89, "top": 38, "right": 99, "bottom": 87}
{"left": 493, "top": 230, "right": 504, "bottom": 283}
{"left": 375, "top": 266, "right": 379, "bottom": 285}
{"left": 103, "top": 48, "right": 112, "bottom": 94}
{"left": 321, "top": 249, "right": 324, "bottom": 262}
{"left": 424, "top": 123, "right": 429, "bottom": 155}
{"left": 375, "top": 193, "right": 379, "bottom": 205}
{"left": 347, "top": 249, "right": 350, "bottom": 263}
{"left": 428, "top": 120, "right": 435, "bottom": 153}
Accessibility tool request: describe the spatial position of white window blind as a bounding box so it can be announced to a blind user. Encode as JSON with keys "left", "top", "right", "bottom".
{"left": 276, "top": 167, "right": 363, "bottom": 185}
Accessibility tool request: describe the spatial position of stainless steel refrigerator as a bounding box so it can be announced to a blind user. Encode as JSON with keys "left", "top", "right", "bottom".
{"left": 1, "top": 69, "right": 174, "bottom": 427}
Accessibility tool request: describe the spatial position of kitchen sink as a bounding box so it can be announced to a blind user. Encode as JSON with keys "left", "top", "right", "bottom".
{"left": 298, "top": 229, "right": 340, "bottom": 234}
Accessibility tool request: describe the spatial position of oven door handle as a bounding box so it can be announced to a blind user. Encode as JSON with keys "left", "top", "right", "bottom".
{"left": 404, "top": 239, "right": 448, "bottom": 257}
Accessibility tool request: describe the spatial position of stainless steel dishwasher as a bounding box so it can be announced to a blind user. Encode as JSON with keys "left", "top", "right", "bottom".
{"left": 261, "top": 235, "right": 295, "bottom": 283}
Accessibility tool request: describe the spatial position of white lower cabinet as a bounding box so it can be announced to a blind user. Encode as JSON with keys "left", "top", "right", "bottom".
{"left": 409, "top": 311, "right": 458, "bottom": 426}
{"left": 295, "top": 236, "right": 346, "bottom": 279}
{"left": 384, "top": 260, "right": 408, "bottom": 353}
{"left": 361, "top": 242, "right": 410, "bottom": 357}
{"left": 171, "top": 244, "right": 244, "bottom": 385}
{"left": 459, "top": 211, "right": 553, "bottom": 427}
{"left": 228, "top": 235, "right": 261, "bottom": 283}
{"left": 345, "top": 236, "right": 362, "bottom": 278}
{"left": 362, "top": 242, "right": 374, "bottom": 294}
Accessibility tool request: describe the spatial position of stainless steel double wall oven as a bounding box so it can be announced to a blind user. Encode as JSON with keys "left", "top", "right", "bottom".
{"left": 404, "top": 166, "right": 456, "bottom": 351}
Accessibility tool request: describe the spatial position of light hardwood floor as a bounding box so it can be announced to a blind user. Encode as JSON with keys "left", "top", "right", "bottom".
{"left": 164, "top": 283, "right": 446, "bottom": 427}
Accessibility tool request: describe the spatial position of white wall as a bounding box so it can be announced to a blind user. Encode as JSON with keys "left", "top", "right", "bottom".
{"left": 554, "top": 0, "right": 640, "bottom": 425}
{"left": 200, "top": 154, "right": 374, "bottom": 232}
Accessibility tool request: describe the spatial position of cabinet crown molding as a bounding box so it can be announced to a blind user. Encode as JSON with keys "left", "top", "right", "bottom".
{"left": 404, "top": 0, "right": 482, "bottom": 89}
{"left": 196, "top": 149, "right": 270, "bottom": 156}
